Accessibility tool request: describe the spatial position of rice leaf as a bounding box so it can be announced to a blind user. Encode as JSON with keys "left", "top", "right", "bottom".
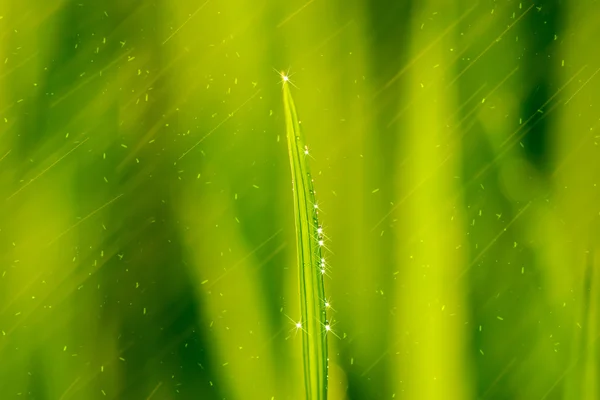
{"left": 282, "top": 78, "right": 328, "bottom": 400}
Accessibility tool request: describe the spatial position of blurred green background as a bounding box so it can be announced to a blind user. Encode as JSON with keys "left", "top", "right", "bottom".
{"left": 1, "top": 0, "right": 599, "bottom": 399}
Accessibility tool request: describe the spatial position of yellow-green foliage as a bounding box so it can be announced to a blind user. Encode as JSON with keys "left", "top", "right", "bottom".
{"left": 1, "top": 1, "right": 600, "bottom": 399}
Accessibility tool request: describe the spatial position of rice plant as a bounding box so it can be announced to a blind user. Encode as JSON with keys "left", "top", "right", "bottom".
{"left": 281, "top": 73, "right": 329, "bottom": 400}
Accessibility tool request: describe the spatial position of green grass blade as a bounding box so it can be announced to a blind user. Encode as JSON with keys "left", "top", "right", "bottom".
{"left": 282, "top": 79, "right": 328, "bottom": 400}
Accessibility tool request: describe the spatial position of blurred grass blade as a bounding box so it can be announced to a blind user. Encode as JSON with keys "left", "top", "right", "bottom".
{"left": 282, "top": 77, "right": 328, "bottom": 400}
